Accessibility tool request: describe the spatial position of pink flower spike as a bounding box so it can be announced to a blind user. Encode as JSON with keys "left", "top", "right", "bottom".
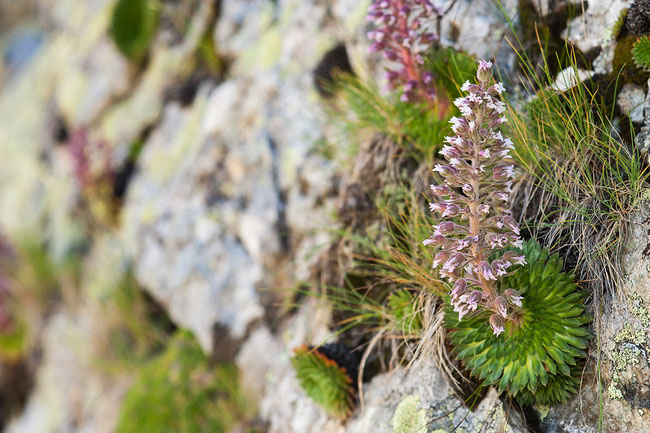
{"left": 423, "top": 56, "right": 525, "bottom": 330}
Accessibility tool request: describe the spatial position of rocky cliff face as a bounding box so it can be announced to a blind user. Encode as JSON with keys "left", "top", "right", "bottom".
{"left": 1, "top": 0, "right": 649, "bottom": 432}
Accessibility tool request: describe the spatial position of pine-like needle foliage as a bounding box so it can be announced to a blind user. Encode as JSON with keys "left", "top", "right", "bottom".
{"left": 445, "top": 240, "right": 591, "bottom": 405}
{"left": 291, "top": 345, "right": 355, "bottom": 418}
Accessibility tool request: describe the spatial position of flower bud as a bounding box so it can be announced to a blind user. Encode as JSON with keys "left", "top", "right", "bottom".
{"left": 489, "top": 314, "right": 505, "bottom": 336}
{"left": 494, "top": 296, "right": 508, "bottom": 317}
{"left": 477, "top": 59, "right": 493, "bottom": 83}
{"left": 451, "top": 278, "right": 467, "bottom": 297}
{"left": 503, "top": 289, "right": 524, "bottom": 307}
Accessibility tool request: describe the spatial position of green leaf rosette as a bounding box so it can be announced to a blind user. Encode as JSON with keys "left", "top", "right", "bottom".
{"left": 445, "top": 240, "right": 592, "bottom": 405}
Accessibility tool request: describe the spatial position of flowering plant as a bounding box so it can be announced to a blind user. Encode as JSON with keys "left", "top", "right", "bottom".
{"left": 423, "top": 60, "right": 526, "bottom": 336}
{"left": 366, "top": 0, "right": 443, "bottom": 108}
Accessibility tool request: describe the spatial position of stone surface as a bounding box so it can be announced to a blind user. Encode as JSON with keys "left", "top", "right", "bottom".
{"left": 541, "top": 197, "right": 650, "bottom": 433}
{"left": 3, "top": 310, "right": 130, "bottom": 433}
{"left": 121, "top": 86, "right": 267, "bottom": 353}
{"left": 98, "top": 0, "right": 215, "bottom": 167}
{"left": 440, "top": 0, "right": 518, "bottom": 64}
{"left": 551, "top": 67, "right": 596, "bottom": 91}
{"left": 633, "top": 81, "right": 650, "bottom": 162}
{"left": 617, "top": 83, "right": 647, "bottom": 123}
{"left": 564, "top": 0, "right": 630, "bottom": 53}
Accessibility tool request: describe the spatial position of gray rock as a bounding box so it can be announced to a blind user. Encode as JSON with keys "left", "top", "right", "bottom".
{"left": 347, "top": 357, "right": 527, "bottom": 433}
{"left": 563, "top": 0, "right": 630, "bottom": 53}
{"left": 633, "top": 81, "right": 650, "bottom": 163}
{"left": 440, "top": 0, "right": 518, "bottom": 63}
{"left": 617, "top": 83, "right": 647, "bottom": 124}
{"left": 541, "top": 196, "right": 650, "bottom": 433}
{"left": 3, "top": 310, "right": 130, "bottom": 433}
{"left": 121, "top": 86, "right": 269, "bottom": 353}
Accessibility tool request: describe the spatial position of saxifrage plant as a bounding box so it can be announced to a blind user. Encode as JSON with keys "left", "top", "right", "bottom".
{"left": 425, "top": 60, "right": 591, "bottom": 404}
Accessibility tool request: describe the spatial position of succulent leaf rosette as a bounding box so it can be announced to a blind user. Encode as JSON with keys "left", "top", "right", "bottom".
{"left": 291, "top": 345, "right": 356, "bottom": 418}
{"left": 424, "top": 61, "right": 591, "bottom": 405}
{"left": 445, "top": 240, "right": 591, "bottom": 404}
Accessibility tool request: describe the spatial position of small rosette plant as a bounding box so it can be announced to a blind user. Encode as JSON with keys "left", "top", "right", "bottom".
{"left": 445, "top": 240, "right": 591, "bottom": 405}
{"left": 366, "top": 0, "right": 444, "bottom": 108}
{"left": 291, "top": 344, "right": 357, "bottom": 418}
{"left": 424, "top": 60, "right": 526, "bottom": 336}
{"left": 424, "top": 61, "right": 591, "bottom": 405}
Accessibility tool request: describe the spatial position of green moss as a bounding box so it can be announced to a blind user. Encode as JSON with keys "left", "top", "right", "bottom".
{"left": 116, "top": 331, "right": 254, "bottom": 433}
{"left": 0, "top": 318, "right": 28, "bottom": 360}
{"left": 611, "top": 9, "right": 629, "bottom": 41}
{"left": 391, "top": 395, "right": 428, "bottom": 433}
{"left": 612, "top": 35, "right": 650, "bottom": 85}
{"left": 110, "top": 0, "right": 160, "bottom": 61}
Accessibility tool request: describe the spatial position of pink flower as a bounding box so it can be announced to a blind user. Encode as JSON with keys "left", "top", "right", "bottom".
{"left": 477, "top": 261, "right": 496, "bottom": 280}
{"left": 442, "top": 253, "right": 465, "bottom": 273}
{"left": 494, "top": 296, "right": 508, "bottom": 317}
{"left": 489, "top": 314, "right": 505, "bottom": 336}
{"left": 451, "top": 279, "right": 467, "bottom": 297}
{"left": 504, "top": 289, "right": 524, "bottom": 307}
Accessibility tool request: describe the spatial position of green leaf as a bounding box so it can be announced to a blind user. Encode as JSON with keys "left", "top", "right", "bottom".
{"left": 110, "top": 0, "right": 160, "bottom": 61}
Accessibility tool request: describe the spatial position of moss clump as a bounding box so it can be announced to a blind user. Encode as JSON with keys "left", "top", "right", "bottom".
{"left": 0, "top": 317, "right": 28, "bottom": 361}
{"left": 291, "top": 345, "right": 355, "bottom": 418}
{"left": 391, "top": 395, "right": 428, "bottom": 433}
{"left": 445, "top": 240, "right": 592, "bottom": 406}
{"left": 116, "top": 331, "right": 253, "bottom": 433}
{"left": 110, "top": 0, "right": 160, "bottom": 61}
{"left": 612, "top": 34, "right": 650, "bottom": 85}
{"left": 611, "top": 8, "right": 629, "bottom": 40}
